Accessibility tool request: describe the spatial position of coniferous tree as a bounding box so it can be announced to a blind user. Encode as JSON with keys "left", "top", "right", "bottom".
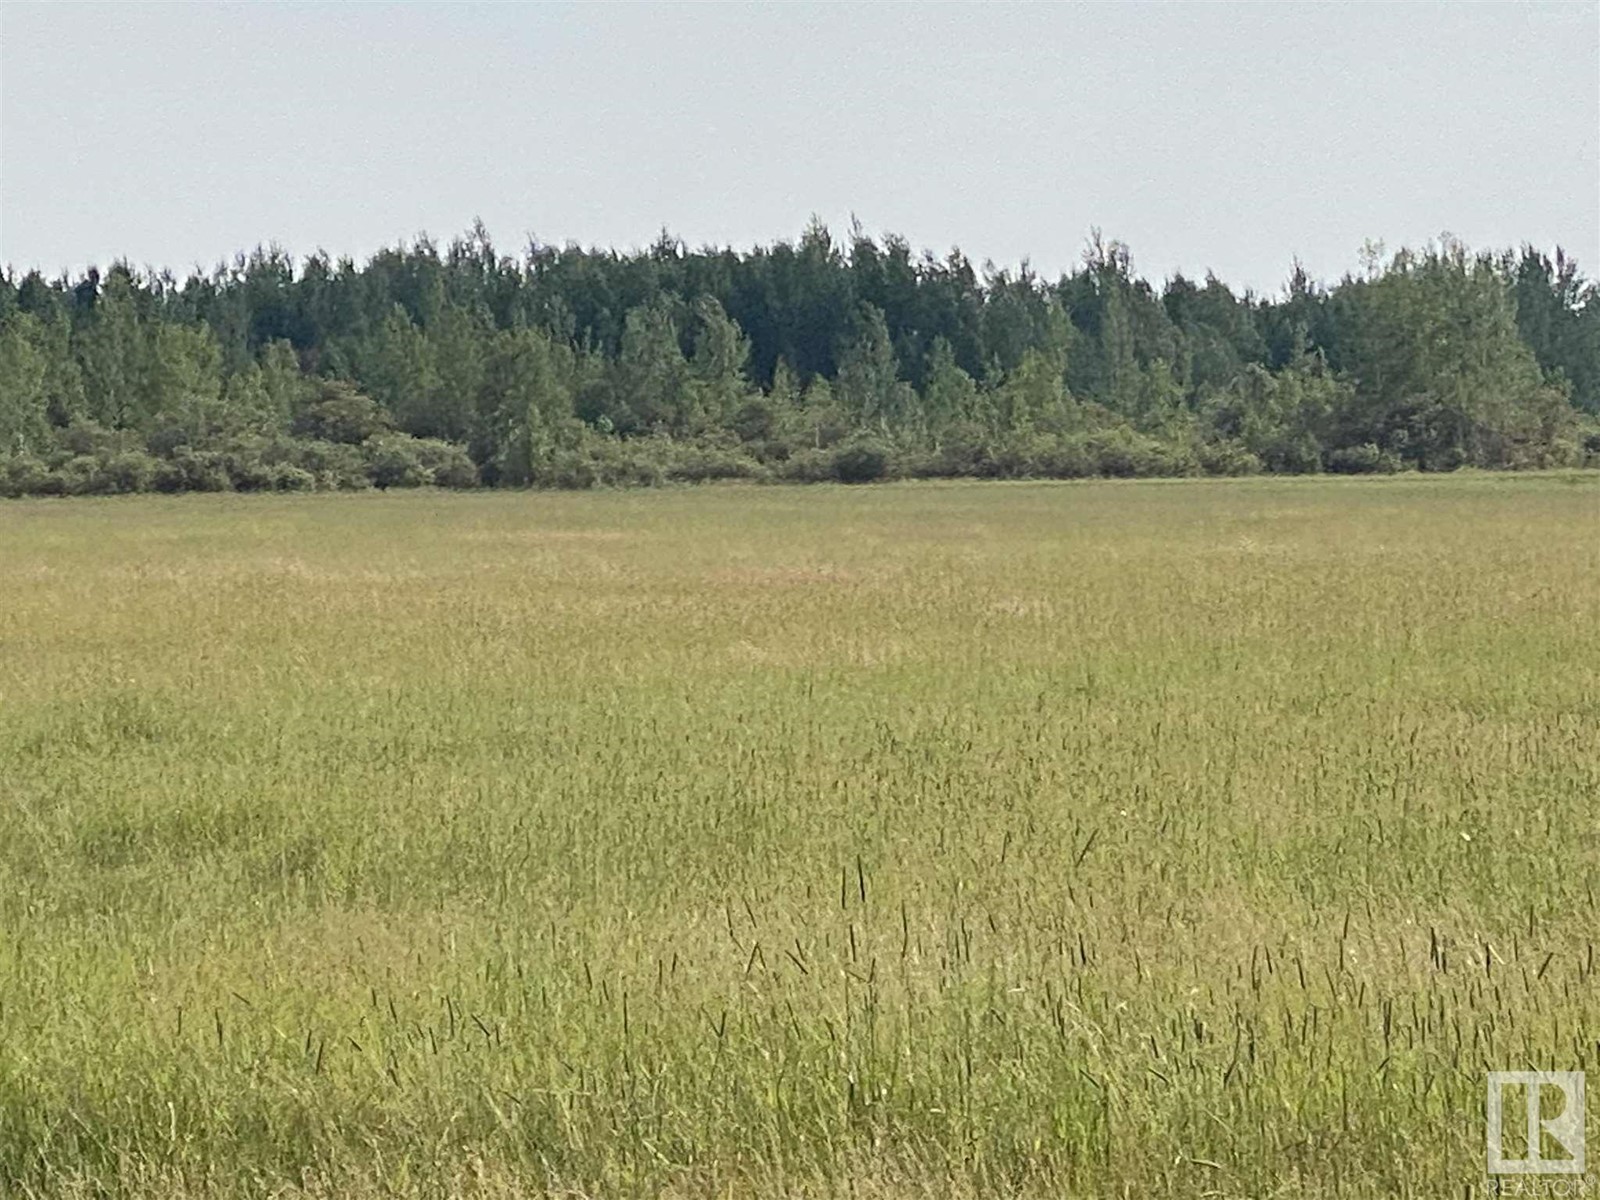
{"left": 0, "top": 315, "right": 51, "bottom": 452}
{"left": 75, "top": 267, "right": 147, "bottom": 430}
{"left": 610, "top": 299, "right": 693, "bottom": 434}
{"left": 1512, "top": 247, "right": 1600, "bottom": 414}
{"left": 689, "top": 296, "right": 753, "bottom": 431}
{"left": 921, "top": 337, "right": 982, "bottom": 439}
{"left": 425, "top": 299, "right": 490, "bottom": 445}
{"left": 1333, "top": 242, "right": 1572, "bottom": 468}
{"left": 479, "top": 326, "right": 578, "bottom": 482}
{"left": 360, "top": 306, "right": 441, "bottom": 438}
{"left": 836, "top": 304, "right": 914, "bottom": 435}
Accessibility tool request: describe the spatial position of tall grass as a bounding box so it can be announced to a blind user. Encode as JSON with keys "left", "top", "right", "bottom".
{"left": 1, "top": 474, "right": 1597, "bottom": 1197}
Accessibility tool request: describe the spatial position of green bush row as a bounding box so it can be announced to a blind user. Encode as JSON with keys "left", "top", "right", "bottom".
{"left": 1, "top": 429, "right": 478, "bottom": 498}
{"left": 521, "top": 426, "right": 1452, "bottom": 489}
{"left": 8, "top": 422, "right": 1594, "bottom": 499}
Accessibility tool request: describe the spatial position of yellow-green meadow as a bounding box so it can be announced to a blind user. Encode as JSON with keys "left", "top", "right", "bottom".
{"left": 2, "top": 474, "right": 1597, "bottom": 1198}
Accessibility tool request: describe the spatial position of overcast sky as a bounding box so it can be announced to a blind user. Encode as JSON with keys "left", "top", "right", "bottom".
{"left": 1, "top": 2, "right": 1595, "bottom": 295}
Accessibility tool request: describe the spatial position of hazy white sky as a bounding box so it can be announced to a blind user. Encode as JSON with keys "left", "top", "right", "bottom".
{"left": 1, "top": 1, "right": 1595, "bottom": 294}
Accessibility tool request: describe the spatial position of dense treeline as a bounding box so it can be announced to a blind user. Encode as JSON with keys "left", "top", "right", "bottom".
{"left": 2, "top": 222, "right": 1597, "bottom": 495}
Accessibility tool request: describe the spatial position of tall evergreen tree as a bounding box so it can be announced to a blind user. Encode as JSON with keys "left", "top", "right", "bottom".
{"left": 836, "top": 303, "right": 914, "bottom": 434}
{"left": 0, "top": 315, "right": 51, "bottom": 452}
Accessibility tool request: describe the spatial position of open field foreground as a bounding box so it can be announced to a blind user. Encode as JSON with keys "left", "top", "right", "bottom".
{"left": 2, "top": 474, "right": 1598, "bottom": 1199}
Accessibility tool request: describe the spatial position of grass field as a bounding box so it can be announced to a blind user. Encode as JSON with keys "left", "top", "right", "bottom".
{"left": 2, "top": 474, "right": 1597, "bottom": 1198}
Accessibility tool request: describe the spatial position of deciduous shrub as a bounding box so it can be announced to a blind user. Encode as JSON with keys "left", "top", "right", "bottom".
{"left": 666, "top": 442, "right": 765, "bottom": 483}
{"left": 95, "top": 450, "right": 161, "bottom": 494}
{"left": 411, "top": 439, "right": 480, "bottom": 489}
{"left": 776, "top": 447, "right": 835, "bottom": 483}
{"left": 1197, "top": 441, "right": 1265, "bottom": 477}
{"left": 288, "top": 440, "right": 371, "bottom": 490}
{"left": 831, "top": 439, "right": 891, "bottom": 483}
{"left": 1087, "top": 428, "right": 1199, "bottom": 478}
{"left": 291, "top": 381, "right": 394, "bottom": 445}
{"left": 363, "top": 438, "right": 432, "bottom": 489}
{"left": 0, "top": 454, "right": 51, "bottom": 498}
{"left": 154, "top": 448, "right": 232, "bottom": 493}
{"left": 1326, "top": 443, "right": 1403, "bottom": 474}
